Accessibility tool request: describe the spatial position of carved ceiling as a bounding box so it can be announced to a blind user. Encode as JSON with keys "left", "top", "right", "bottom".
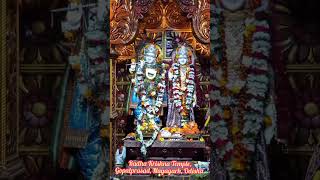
{"left": 110, "top": 0, "right": 210, "bottom": 61}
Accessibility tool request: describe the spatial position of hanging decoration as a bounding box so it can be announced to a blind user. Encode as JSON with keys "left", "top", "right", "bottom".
{"left": 210, "top": 4, "right": 273, "bottom": 179}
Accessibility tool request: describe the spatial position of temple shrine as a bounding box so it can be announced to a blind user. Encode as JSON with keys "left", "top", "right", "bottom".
{"left": 2, "top": 0, "right": 320, "bottom": 180}
{"left": 110, "top": 0, "right": 210, "bottom": 178}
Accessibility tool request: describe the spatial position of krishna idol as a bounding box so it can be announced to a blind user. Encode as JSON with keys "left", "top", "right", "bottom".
{"left": 128, "top": 43, "right": 167, "bottom": 156}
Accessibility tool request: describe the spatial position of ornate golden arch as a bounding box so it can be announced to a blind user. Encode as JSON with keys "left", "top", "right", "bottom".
{"left": 110, "top": 0, "right": 210, "bottom": 60}
{"left": 109, "top": 0, "right": 210, "bottom": 174}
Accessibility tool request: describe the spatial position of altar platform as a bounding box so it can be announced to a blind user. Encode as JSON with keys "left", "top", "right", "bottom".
{"left": 124, "top": 140, "right": 206, "bottom": 161}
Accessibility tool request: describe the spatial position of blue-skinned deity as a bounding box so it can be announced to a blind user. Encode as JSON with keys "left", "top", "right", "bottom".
{"left": 126, "top": 43, "right": 168, "bottom": 156}
{"left": 128, "top": 43, "right": 167, "bottom": 126}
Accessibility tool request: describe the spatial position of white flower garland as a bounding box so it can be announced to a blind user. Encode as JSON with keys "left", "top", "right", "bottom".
{"left": 134, "top": 61, "right": 166, "bottom": 156}
{"left": 172, "top": 63, "right": 195, "bottom": 114}
{"left": 210, "top": 5, "right": 272, "bottom": 179}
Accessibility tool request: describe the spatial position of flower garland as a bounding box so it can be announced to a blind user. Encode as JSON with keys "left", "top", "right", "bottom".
{"left": 210, "top": 6, "right": 271, "bottom": 179}
{"left": 172, "top": 63, "right": 195, "bottom": 121}
{"left": 134, "top": 60, "right": 166, "bottom": 156}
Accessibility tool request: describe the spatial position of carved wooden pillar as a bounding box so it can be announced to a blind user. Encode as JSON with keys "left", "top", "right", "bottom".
{"left": 0, "top": 0, "right": 25, "bottom": 179}
{"left": 109, "top": 46, "right": 118, "bottom": 175}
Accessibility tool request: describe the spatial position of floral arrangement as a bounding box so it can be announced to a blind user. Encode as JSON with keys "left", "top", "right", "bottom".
{"left": 139, "top": 121, "right": 157, "bottom": 134}
{"left": 133, "top": 45, "right": 166, "bottom": 156}
{"left": 159, "top": 121, "right": 201, "bottom": 137}
{"left": 124, "top": 132, "right": 136, "bottom": 140}
{"left": 171, "top": 50, "right": 196, "bottom": 122}
{"left": 181, "top": 121, "right": 200, "bottom": 135}
{"left": 162, "top": 126, "right": 182, "bottom": 134}
{"left": 210, "top": 5, "right": 272, "bottom": 179}
{"left": 172, "top": 63, "right": 195, "bottom": 112}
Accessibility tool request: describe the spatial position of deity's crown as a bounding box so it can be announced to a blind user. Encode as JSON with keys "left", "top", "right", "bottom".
{"left": 143, "top": 44, "right": 158, "bottom": 58}
{"left": 177, "top": 45, "right": 189, "bottom": 59}
{"left": 175, "top": 44, "right": 194, "bottom": 61}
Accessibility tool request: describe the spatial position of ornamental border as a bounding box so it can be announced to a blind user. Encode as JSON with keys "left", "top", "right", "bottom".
{"left": 0, "top": 0, "right": 7, "bottom": 167}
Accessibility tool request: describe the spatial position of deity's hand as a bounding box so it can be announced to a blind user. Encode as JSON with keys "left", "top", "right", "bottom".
{"left": 129, "top": 64, "right": 136, "bottom": 74}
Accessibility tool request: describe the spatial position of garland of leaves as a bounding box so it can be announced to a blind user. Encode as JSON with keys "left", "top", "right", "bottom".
{"left": 210, "top": 6, "right": 271, "bottom": 180}
{"left": 134, "top": 60, "right": 166, "bottom": 156}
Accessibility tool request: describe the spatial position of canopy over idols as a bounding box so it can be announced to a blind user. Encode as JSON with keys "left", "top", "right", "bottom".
{"left": 110, "top": 0, "right": 210, "bottom": 60}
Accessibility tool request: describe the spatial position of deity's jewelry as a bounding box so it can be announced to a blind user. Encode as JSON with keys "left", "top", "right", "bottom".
{"left": 144, "top": 44, "right": 157, "bottom": 64}
{"left": 178, "top": 58, "right": 188, "bottom": 65}
{"left": 145, "top": 55, "right": 156, "bottom": 64}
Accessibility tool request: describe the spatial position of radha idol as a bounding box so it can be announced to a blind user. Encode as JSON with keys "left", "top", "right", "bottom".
{"left": 167, "top": 44, "right": 197, "bottom": 127}
{"left": 128, "top": 43, "right": 167, "bottom": 155}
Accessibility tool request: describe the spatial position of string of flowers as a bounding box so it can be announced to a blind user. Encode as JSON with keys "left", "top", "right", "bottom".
{"left": 134, "top": 60, "right": 167, "bottom": 156}
{"left": 210, "top": 5, "right": 271, "bottom": 180}
{"left": 172, "top": 62, "right": 195, "bottom": 121}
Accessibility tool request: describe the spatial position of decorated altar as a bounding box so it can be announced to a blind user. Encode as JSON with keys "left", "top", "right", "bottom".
{"left": 110, "top": 0, "right": 210, "bottom": 177}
